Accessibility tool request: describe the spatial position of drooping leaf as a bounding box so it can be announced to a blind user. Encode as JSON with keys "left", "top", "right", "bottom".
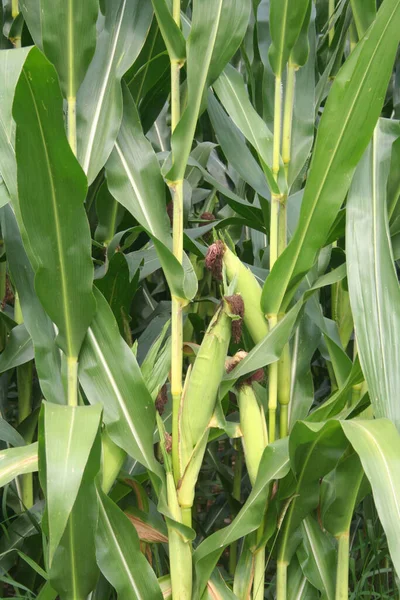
{"left": 0, "top": 417, "right": 26, "bottom": 447}
{"left": 40, "top": 0, "right": 98, "bottom": 99}
{"left": 106, "top": 85, "right": 197, "bottom": 300}
{"left": 346, "top": 119, "right": 400, "bottom": 427}
{"left": 0, "top": 442, "right": 38, "bottom": 488}
{"left": 167, "top": 0, "right": 251, "bottom": 181}
{"left": 13, "top": 48, "right": 96, "bottom": 359}
{"left": 95, "top": 486, "right": 163, "bottom": 599}
{"left": 212, "top": 64, "right": 277, "bottom": 192}
{"left": 77, "top": 0, "right": 153, "bottom": 184}
{"left": 350, "top": 0, "right": 376, "bottom": 38}
{"left": 79, "top": 287, "right": 163, "bottom": 478}
{"left": 262, "top": 0, "right": 400, "bottom": 316}
{"left": 0, "top": 324, "right": 33, "bottom": 372}
{"left": 1, "top": 205, "right": 65, "bottom": 404}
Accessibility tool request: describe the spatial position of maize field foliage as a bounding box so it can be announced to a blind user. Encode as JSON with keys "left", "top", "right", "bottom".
{"left": 0, "top": 0, "right": 400, "bottom": 598}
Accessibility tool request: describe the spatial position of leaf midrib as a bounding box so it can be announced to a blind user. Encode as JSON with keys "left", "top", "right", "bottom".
{"left": 22, "top": 69, "right": 75, "bottom": 358}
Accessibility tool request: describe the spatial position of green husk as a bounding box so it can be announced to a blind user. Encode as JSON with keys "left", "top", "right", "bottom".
{"left": 223, "top": 246, "right": 269, "bottom": 344}
{"left": 238, "top": 383, "right": 268, "bottom": 486}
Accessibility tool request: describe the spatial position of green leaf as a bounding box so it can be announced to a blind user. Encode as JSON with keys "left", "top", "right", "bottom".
{"left": 105, "top": 85, "right": 197, "bottom": 300}
{"left": 0, "top": 48, "right": 30, "bottom": 205}
{"left": 193, "top": 438, "right": 290, "bottom": 599}
{"left": 40, "top": 0, "right": 98, "bottom": 98}
{"left": 321, "top": 450, "right": 369, "bottom": 537}
{"left": 268, "top": 0, "right": 310, "bottom": 77}
{"left": 0, "top": 442, "right": 38, "bottom": 488}
{"left": 151, "top": 0, "right": 186, "bottom": 62}
{"left": 167, "top": 0, "right": 251, "bottom": 182}
{"left": 341, "top": 419, "right": 400, "bottom": 580}
{"left": 277, "top": 421, "right": 348, "bottom": 564}
{"left": 297, "top": 516, "right": 336, "bottom": 600}
{"left": 95, "top": 485, "right": 163, "bottom": 600}
{"left": 39, "top": 402, "right": 102, "bottom": 565}
{"left": 0, "top": 418, "right": 26, "bottom": 447}
{"left": 49, "top": 451, "right": 100, "bottom": 598}
{"left": 1, "top": 205, "right": 65, "bottom": 404}
{"left": 79, "top": 287, "right": 163, "bottom": 478}
{"left": 0, "top": 324, "right": 33, "bottom": 372}
{"left": 346, "top": 120, "right": 400, "bottom": 427}
{"left": 13, "top": 48, "right": 96, "bottom": 359}
{"left": 262, "top": 0, "right": 400, "bottom": 315}
{"left": 19, "top": 0, "right": 42, "bottom": 48}
{"left": 77, "top": 0, "right": 153, "bottom": 184}
{"left": 287, "top": 556, "right": 319, "bottom": 599}
{"left": 213, "top": 64, "right": 277, "bottom": 193}
{"left": 350, "top": 0, "right": 376, "bottom": 38}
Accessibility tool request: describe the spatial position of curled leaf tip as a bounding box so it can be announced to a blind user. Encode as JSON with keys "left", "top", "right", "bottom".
{"left": 205, "top": 240, "right": 225, "bottom": 280}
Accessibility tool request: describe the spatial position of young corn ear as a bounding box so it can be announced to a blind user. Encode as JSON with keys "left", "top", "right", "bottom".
{"left": 206, "top": 242, "right": 269, "bottom": 344}
{"left": 238, "top": 382, "right": 268, "bottom": 487}
{"left": 179, "top": 296, "right": 244, "bottom": 472}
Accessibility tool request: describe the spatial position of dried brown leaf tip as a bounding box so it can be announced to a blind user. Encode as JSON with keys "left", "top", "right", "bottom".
{"left": 155, "top": 384, "right": 168, "bottom": 416}
{"left": 205, "top": 240, "right": 225, "bottom": 281}
{"left": 225, "top": 294, "right": 245, "bottom": 343}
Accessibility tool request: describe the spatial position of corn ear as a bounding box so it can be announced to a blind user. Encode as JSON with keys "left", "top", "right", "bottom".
{"left": 223, "top": 246, "right": 269, "bottom": 344}
{"left": 238, "top": 384, "right": 268, "bottom": 486}
{"left": 180, "top": 299, "right": 233, "bottom": 455}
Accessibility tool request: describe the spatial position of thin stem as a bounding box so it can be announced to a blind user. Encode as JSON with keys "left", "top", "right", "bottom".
{"left": 282, "top": 64, "right": 296, "bottom": 181}
{"left": 279, "top": 404, "right": 288, "bottom": 438}
{"left": 335, "top": 533, "right": 350, "bottom": 600}
{"left": 67, "top": 357, "right": 78, "bottom": 407}
{"left": 229, "top": 443, "right": 243, "bottom": 575}
{"left": 268, "top": 316, "right": 278, "bottom": 444}
{"left": 329, "top": 0, "right": 335, "bottom": 46}
{"left": 181, "top": 507, "right": 192, "bottom": 528}
{"left": 67, "top": 97, "right": 77, "bottom": 156}
{"left": 276, "top": 561, "right": 288, "bottom": 600}
{"left": 170, "top": 0, "right": 184, "bottom": 486}
{"left": 253, "top": 522, "right": 266, "bottom": 600}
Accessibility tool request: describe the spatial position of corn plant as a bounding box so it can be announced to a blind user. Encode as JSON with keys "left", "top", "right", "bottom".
{"left": 0, "top": 0, "right": 399, "bottom": 598}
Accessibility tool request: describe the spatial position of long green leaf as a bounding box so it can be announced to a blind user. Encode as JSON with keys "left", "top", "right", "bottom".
{"left": 151, "top": 0, "right": 186, "bottom": 62}
{"left": 0, "top": 442, "right": 38, "bottom": 488}
{"left": 79, "top": 288, "right": 162, "bottom": 478}
{"left": 39, "top": 402, "right": 102, "bottom": 565}
{"left": 96, "top": 486, "right": 163, "bottom": 600}
{"left": 213, "top": 64, "right": 277, "bottom": 192}
{"left": 341, "top": 419, "right": 400, "bottom": 579}
{"left": 77, "top": 0, "right": 153, "bottom": 184}
{"left": 167, "top": 0, "right": 251, "bottom": 181}
{"left": 13, "top": 48, "right": 96, "bottom": 359}
{"left": 40, "top": 0, "right": 98, "bottom": 98}
{"left": 0, "top": 47, "right": 30, "bottom": 204}
{"left": 106, "top": 86, "right": 197, "bottom": 300}
{"left": 297, "top": 516, "right": 336, "bottom": 600}
{"left": 262, "top": 0, "right": 400, "bottom": 315}
{"left": 268, "top": 0, "right": 310, "bottom": 77}
{"left": 346, "top": 119, "right": 400, "bottom": 427}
